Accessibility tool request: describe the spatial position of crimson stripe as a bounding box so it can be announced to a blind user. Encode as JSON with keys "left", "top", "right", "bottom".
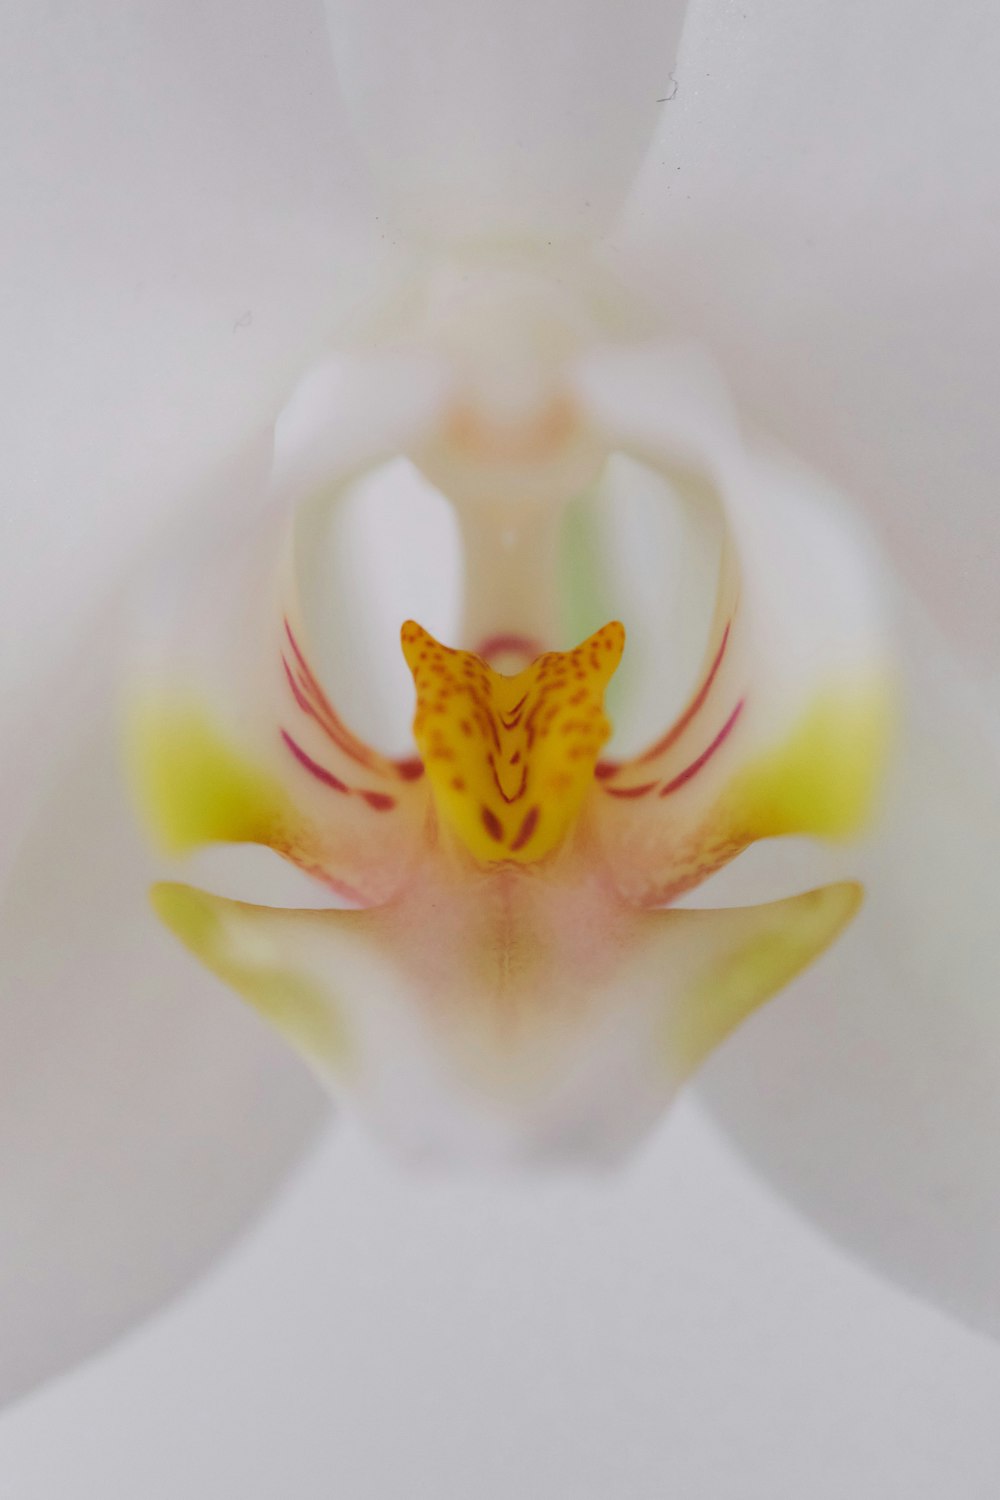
{"left": 658, "top": 699, "right": 744, "bottom": 797}
{"left": 481, "top": 806, "right": 504, "bottom": 842}
{"left": 638, "top": 622, "right": 732, "bottom": 765}
{"left": 361, "top": 790, "right": 396, "bottom": 812}
{"left": 394, "top": 757, "right": 425, "bottom": 781}
{"left": 282, "top": 618, "right": 380, "bottom": 772}
{"left": 281, "top": 656, "right": 315, "bottom": 718}
{"left": 280, "top": 730, "right": 349, "bottom": 793}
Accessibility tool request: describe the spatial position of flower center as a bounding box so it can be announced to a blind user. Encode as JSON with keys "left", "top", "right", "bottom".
{"left": 401, "top": 621, "right": 624, "bottom": 864}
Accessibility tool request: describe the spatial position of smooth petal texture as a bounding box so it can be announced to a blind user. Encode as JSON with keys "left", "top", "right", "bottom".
{"left": 619, "top": 0, "right": 1000, "bottom": 673}
{"left": 0, "top": 12, "right": 387, "bottom": 1404}
{"left": 128, "top": 516, "right": 427, "bottom": 907}
{"left": 8, "top": 0, "right": 998, "bottom": 1396}
{"left": 325, "top": 0, "right": 688, "bottom": 244}
{"left": 6, "top": 1111, "right": 1000, "bottom": 1497}
{"left": 152, "top": 867, "right": 859, "bottom": 1167}
{"left": 127, "top": 350, "right": 460, "bottom": 904}
{"left": 0, "top": 441, "right": 335, "bottom": 1411}
{"left": 0, "top": 0, "right": 384, "bottom": 832}
{"left": 0, "top": 710, "right": 325, "bottom": 1406}
{"left": 0, "top": 347, "right": 448, "bottom": 1401}
{"left": 695, "top": 601, "right": 1000, "bottom": 1336}
{"left": 575, "top": 344, "right": 894, "bottom": 905}
{"left": 0, "top": 8, "right": 396, "bottom": 1388}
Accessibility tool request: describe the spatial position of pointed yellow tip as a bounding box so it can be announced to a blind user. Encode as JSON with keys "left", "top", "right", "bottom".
{"left": 401, "top": 622, "right": 625, "bottom": 864}
{"left": 668, "top": 879, "right": 863, "bottom": 1077}
{"left": 151, "top": 882, "right": 349, "bottom": 1070}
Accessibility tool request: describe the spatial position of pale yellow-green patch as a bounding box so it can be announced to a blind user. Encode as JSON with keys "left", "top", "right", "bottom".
{"left": 401, "top": 620, "right": 624, "bottom": 865}
{"left": 663, "top": 881, "right": 862, "bottom": 1077}
{"left": 152, "top": 882, "right": 349, "bottom": 1072}
{"left": 126, "top": 694, "right": 298, "bottom": 855}
{"left": 725, "top": 673, "right": 896, "bottom": 843}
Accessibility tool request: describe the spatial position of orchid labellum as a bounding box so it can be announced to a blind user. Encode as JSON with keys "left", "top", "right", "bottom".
{"left": 126, "top": 282, "right": 892, "bottom": 1163}
{"left": 4, "top": 0, "right": 1000, "bottom": 1426}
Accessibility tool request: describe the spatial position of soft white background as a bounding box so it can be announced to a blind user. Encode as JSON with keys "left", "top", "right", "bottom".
{"left": 4, "top": 1111, "right": 1000, "bottom": 1498}
{"left": 3, "top": 0, "right": 1000, "bottom": 1493}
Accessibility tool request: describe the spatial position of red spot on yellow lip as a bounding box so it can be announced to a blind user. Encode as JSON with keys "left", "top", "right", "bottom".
{"left": 510, "top": 805, "right": 541, "bottom": 852}
{"left": 480, "top": 806, "right": 505, "bottom": 842}
{"left": 402, "top": 621, "right": 625, "bottom": 864}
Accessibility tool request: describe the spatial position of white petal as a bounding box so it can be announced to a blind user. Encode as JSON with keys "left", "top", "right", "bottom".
{"left": 574, "top": 342, "right": 893, "bottom": 906}
{"left": 126, "top": 353, "right": 455, "bottom": 906}
{"left": 1, "top": 3, "right": 447, "bottom": 839}
{"left": 0, "top": 711, "right": 325, "bottom": 1406}
{"left": 6, "top": 1115, "right": 1000, "bottom": 1496}
{"left": 325, "top": 0, "right": 688, "bottom": 244}
{"left": 619, "top": 0, "right": 1000, "bottom": 670}
{"left": 1, "top": 0, "right": 385, "bottom": 854}
{"left": 0, "top": 333, "right": 461, "bottom": 1398}
{"left": 695, "top": 596, "right": 1000, "bottom": 1336}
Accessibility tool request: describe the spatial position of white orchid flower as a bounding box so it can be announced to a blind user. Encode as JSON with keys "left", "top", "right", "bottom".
{"left": 2, "top": 0, "right": 999, "bottom": 1422}
{"left": 124, "top": 234, "right": 893, "bottom": 1160}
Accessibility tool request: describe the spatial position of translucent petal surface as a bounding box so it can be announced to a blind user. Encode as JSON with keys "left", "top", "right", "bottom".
{"left": 2, "top": 338, "right": 456, "bottom": 1406}
{"left": 128, "top": 502, "right": 429, "bottom": 907}
{"left": 326, "top": 0, "right": 688, "bottom": 243}
{"left": 0, "top": 0, "right": 383, "bottom": 1403}
{"left": 8, "top": 0, "right": 1000, "bottom": 1397}
{"left": 0, "top": 714, "right": 325, "bottom": 1406}
{"left": 575, "top": 343, "right": 893, "bottom": 905}
{"left": 620, "top": 0, "right": 1000, "bottom": 673}
{"left": 696, "top": 600, "right": 1000, "bottom": 1335}
{"left": 4, "top": 1115, "right": 1000, "bottom": 1497}
{"left": 0, "top": 0, "right": 383, "bottom": 808}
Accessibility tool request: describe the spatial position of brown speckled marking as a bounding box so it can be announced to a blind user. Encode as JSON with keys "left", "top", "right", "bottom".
{"left": 401, "top": 620, "right": 625, "bottom": 863}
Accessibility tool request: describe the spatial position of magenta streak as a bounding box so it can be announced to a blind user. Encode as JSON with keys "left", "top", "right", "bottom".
{"left": 361, "top": 790, "right": 397, "bottom": 812}
{"left": 394, "top": 757, "right": 425, "bottom": 781}
{"left": 281, "top": 730, "right": 349, "bottom": 793}
{"left": 283, "top": 618, "right": 319, "bottom": 683}
{"left": 638, "top": 622, "right": 732, "bottom": 765}
{"left": 604, "top": 780, "right": 659, "bottom": 800}
{"left": 658, "top": 699, "right": 744, "bottom": 797}
{"left": 282, "top": 618, "right": 378, "bottom": 772}
{"left": 282, "top": 656, "right": 316, "bottom": 719}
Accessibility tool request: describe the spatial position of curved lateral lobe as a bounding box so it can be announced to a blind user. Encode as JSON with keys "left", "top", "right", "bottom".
{"left": 127, "top": 515, "right": 429, "bottom": 908}
{"left": 570, "top": 343, "right": 895, "bottom": 907}
{"left": 588, "top": 473, "right": 891, "bottom": 907}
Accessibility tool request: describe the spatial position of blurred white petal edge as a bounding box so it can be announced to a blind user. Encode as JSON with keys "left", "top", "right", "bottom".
{"left": 0, "top": 697, "right": 325, "bottom": 1407}
{"left": 696, "top": 595, "right": 1000, "bottom": 1337}
{"left": 326, "top": 0, "right": 688, "bottom": 245}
